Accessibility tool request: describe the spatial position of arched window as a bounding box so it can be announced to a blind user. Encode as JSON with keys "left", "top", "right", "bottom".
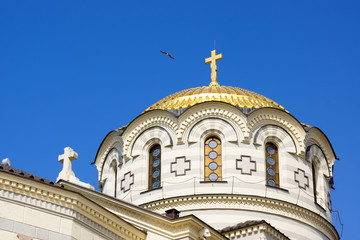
{"left": 204, "top": 137, "right": 222, "bottom": 182}
{"left": 109, "top": 160, "right": 117, "bottom": 197}
{"left": 149, "top": 145, "right": 161, "bottom": 190}
{"left": 312, "top": 162, "right": 318, "bottom": 202}
{"left": 265, "top": 143, "right": 279, "bottom": 187}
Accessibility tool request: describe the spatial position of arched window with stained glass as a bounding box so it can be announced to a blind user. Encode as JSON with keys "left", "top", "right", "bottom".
{"left": 149, "top": 145, "right": 161, "bottom": 190}
{"left": 312, "top": 162, "right": 318, "bottom": 202}
{"left": 204, "top": 137, "right": 222, "bottom": 182}
{"left": 265, "top": 142, "right": 279, "bottom": 187}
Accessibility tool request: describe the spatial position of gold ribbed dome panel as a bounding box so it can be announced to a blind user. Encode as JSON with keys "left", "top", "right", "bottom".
{"left": 145, "top": 85, "right": 286, "bottom": 111}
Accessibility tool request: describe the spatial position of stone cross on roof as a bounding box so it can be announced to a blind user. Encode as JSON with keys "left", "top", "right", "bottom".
{"left": 57, "top": 147, "right": 78, "bottom": 182}
{"left": 56, "top": 147, "right": 94, "bottom": 190}
{"left": 2, "top": 158, "right": 11, "bottom": 166}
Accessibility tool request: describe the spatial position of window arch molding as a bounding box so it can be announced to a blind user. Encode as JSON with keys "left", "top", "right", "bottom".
{"left": 131, "top": 126, "right": 172, "bottom": 159}
{"left": 100, "top": 147, "right": 121, "bottom": 181}
{"left": 305, "top": 144, "right": 331, "bottom": 209}
{"left": 253, "top": 124, "right": 296, "bottom": 154}
{"left": 100, "top": 147, "right": 120, "bottom": 195}
{"left": 187, "top": 118, "right": 240, "bottom": 144}
{"left": 305, "top": 144, "right": 331, "bottom": 177}
{"left": 178, "top": 103, "right": 246, "bottom": 144}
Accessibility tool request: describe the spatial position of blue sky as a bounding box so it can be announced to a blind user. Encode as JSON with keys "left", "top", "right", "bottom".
{"left": 1, "top": 1, "right": 359, "bottom": 238}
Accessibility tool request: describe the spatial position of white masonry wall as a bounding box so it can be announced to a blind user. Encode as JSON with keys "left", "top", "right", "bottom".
{"left": 96, "top": 102, "right": 337, "bottom": 240}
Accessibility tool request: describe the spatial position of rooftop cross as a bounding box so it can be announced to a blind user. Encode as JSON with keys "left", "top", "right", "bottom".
{"left": 56, "top": 147, "right": 95, "bottom": 190}
{"left": 57, "top": 147, "right": 78, "bottom": 182}
{"left": 205, "top": 49, "right": 223, "bottom": 87}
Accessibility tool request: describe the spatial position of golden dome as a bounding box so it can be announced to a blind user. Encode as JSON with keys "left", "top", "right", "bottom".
{"left": 145, "top": 85, "right": 286, "bottom": 112}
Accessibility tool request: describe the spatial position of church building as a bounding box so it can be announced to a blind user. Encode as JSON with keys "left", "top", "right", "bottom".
{"left": 0, "top": 50, "right": 339, "bottom": 240}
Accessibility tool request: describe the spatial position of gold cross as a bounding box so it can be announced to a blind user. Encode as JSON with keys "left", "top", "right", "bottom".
{"left": 205, "top": 50, "right": 223, "bottom": 86}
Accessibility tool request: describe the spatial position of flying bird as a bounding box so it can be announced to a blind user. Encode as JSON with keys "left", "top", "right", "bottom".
{"left": 160, "top": 50, "right": 175, "bottom": 59}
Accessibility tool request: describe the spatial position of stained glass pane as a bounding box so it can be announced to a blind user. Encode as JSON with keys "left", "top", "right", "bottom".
{"left": 266, "top": 157, "right": 275, "bottom": 165}
{"left": 209, "top": 173, "right": 218, "bottom": 181}
{"left": 208, "top": 162, "right": 218, "bottom": 170}
{"left": 205, "top": 137, "right": 222, "bottom": 181}
{"left": 149, "top": 145, "right": 161, "bottom": 190}
{"left": 208, "top": 140, "right": 218, "bottom": 149}
{"left": 265, "top": 143, "right": 279, "bottom": 187}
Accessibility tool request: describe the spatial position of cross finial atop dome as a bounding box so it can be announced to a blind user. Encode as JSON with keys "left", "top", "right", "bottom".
{"left": 205, "top": 49, "right": 223, "bottom": 87}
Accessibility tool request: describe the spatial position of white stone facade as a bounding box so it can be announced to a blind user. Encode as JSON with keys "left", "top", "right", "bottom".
{"left": 95, "top": 101, "right": 338, "bottom": 240}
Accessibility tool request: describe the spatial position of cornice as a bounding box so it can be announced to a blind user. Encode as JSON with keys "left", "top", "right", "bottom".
{"left": 223, "top": 222, "right": 289, "bottom": 240}
{"left": 141, "top": 194, "right": 339, "bottom": 240}
{"left": 61, "top": 181, "right": 227, "bottom": 240}
{"left": 0, "top": 172, "right": 146, "bottom": 240}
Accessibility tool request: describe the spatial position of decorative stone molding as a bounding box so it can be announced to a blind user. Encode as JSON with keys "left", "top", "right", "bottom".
{"left": 253, "top": 124, "right": 297, "bottom": 154}
{"left": 248, "top": 109, "right": 306, "bottom": 157}
{"left": 187, "top": 118, "right": 238, "bottom": 144}
{"left": 177, "top": 104, "right": 248, "bottom": 144}
{"left": 123, "top": 115, "right": 178, "bottom": 160}
{"left": 222, "top": 222, "right": 290, "bottom": 240}
{"left": 96, "top": 135, "right": 122, "bottom": 179}
{"left": 305, "top": 127, "right": 336, "bottom": 173}
{"left": 64, "top": 182, "right": 226, "bottom": 240}
{"left": 0, "top": 201, "right": 125, "bottom": 240}
{"left": 306, "top": 145, "right": 330, "bottom": 177}
{"left": 141, "top": 194, "right": 338, "bottom": 240}
{"left": 107, "top": 148, "right": 121, "bottom": 165}
{"left": 130, "top": 127, "right": 173, "bottom": 158}
{"left": 100, "top": 148, "right": 121, "bottom": 183}
{"left": 199, "top": 227, "right": 211, "bottom": 240}
{"left": 0, "top": 175, "right": 146, "bottom": 240}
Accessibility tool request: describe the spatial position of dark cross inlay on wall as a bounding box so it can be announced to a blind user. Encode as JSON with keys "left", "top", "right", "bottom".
{"left": 121, "top": 171, "right": 134, "bottom": 193}
{"left": 171, "top": 156, "right": 191, "bottom": 176}
{"left": 294, "top": 168, "right": 309, "bottom": 190}
{"left": 236, "top": 155, "right": 256, "bottom": 175}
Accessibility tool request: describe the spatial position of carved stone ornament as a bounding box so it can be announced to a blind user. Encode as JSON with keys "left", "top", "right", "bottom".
{"left": 57, "top": 147, "right": 94, "bottom": 190}
{"left": 199, "top": 227, "right": 211, "bottom": 240}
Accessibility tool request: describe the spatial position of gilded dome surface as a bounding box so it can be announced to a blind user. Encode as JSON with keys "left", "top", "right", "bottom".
{"left": 145, "top": 85, "right": 286, "bottom": 112}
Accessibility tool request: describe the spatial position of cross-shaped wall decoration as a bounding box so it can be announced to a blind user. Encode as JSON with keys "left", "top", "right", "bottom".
{"left": 121, "top": 171, "right": 134, "bottom": 193}
{"left": 294, "top": 168, "right": 309, "bottom": 190}
{"left": 236, "top": 155, "right": 256, "bottom": 175}
{"left": 171, "top": 156, "right": 191, "bottom": 176}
